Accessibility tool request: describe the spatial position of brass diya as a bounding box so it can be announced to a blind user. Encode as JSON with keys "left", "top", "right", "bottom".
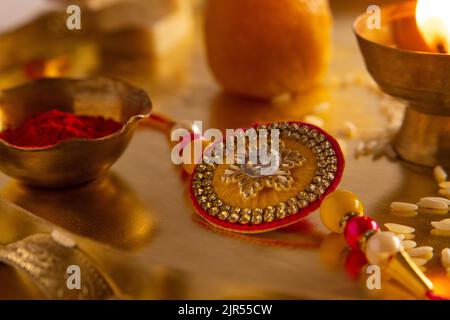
{"left": 354, "top": 1, "right": 450, "bottom": 168}
{"left": 0, "top": 77, "right": 152, "bottom": 187}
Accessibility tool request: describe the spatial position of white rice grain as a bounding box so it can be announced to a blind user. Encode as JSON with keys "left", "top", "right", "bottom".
{"left": 402, "top": 233, "right": 416, "bottom": 240}
{"left": 412, "top": 258, "right": 428, "bottom": 266}
{"left": 431, "top": 221, "right": 450, "bottom": 231}
{"left": 396, "top": 234, "right": 405, "bottom": 241}
{"left": 434, "top": 166, "right": 448, "bottom": 184}
{"left": 406, "top": 246, "right": 434, "bottom": 257}
{"left": 390, "top": 202, "right": 418, "bottom": 212}
{"left": 271, "top": 93, "right": 292, "bottom": 105}
{"left": 439, "top": 182, "right": 450, "bottom": 189}
{"left": 313, "top": 102, "right": 330, "bottom": 113}
{"left": 342, "top": 121, "right": 357, "bottom": 138}
{"left": 401, "top": 240, "right": 417, "bottom": 250}
{"left": 420, "top": 197, "right": 450, "bottom": 206}
{"left": 431, "top": 229, "right": 450, "bottom": 237}
{"left": 442, "top": 248, "right": 450, "bottom": 268}
{"left": 385, "top": 223, "right": 415, "bottom": 234}
{"left": 51, "top": 229, "right": 76, "bottom": 248}
{"left": 417, "top": 198, "right": 448, "bottom": 210}
{"left": 439, "top": 188, "right": 450, "bottom": 199}
{"left": 303, "top": 115, "right": 324, "bottom": 128}
{"left": 419, "top": 207, "right": 448, "bottom": 215}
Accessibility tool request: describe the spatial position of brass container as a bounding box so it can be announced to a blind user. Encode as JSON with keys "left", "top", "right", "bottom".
{"left": 354, "top": 1, "right": 450, "bottom": 167}
{"left": 0, "top": 77, "right": 151, "bottom": 187}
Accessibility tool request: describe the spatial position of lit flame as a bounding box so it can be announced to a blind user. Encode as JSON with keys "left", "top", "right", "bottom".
{"left": 416, "top": 0, "right": 450, "bottom": 53}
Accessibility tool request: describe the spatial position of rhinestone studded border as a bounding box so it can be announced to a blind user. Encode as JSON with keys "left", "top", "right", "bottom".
{"left": 191, "top": 122, "right": 339, "bottom": 226}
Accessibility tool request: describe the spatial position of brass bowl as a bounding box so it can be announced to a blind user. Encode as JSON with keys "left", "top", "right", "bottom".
{"left": 0, "top": 77, "right": 152, "bottom": 187}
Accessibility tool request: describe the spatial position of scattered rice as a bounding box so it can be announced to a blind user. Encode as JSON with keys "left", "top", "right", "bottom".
{"left": 336, "top": 138, "right": 348, "bottom": 155}
{"left": 419, "top": 252, "right": 434, "bottom": 261}
{"left": 342, "top": 121, "right": 357, "bottom": 138}
{"left": 402, "top": 233, "right": 416, "bottom": 240}
{"left": 419, "top": 208, "right": 448, "bottom": 215}
{"left": 385, "top": 223, "right": 415, "bottom": 234}
{"left": 271, "top": 93, "right": 292, "bottom": 105}
{"left": 313, "top": 102, "right": 330, "bottom": 113}
{"left": 390, "top": 210, "right": 418, "bottom": 218}
{"left": 442, "top": 248, "right": 450, "bottom": 268}
{"left": 51, "top": 229, "right": 76, "bottom": 248}
{"left": 390, "top": 202, "right": 418, "bottom": 212}
{"left": 417, "top": 198, "right": 448, "bottom": 211}
{"left": 431, "top": 220, "right": 450, "bottom": 231}
{"left": 355, "top": 142, "right": 365, "bottom": 157}
{"left": 439, "top": 188, "right": 450, "bottom": 199}
{"left": 364, "top": 140, "right": 379, "bottom": 153}
{"left": 420, "top": 197, "right": 450, "bottom": 206}
{"left": 383, "top": 144, "right": 398, "bottom": 160}
{"left": 401, "top": 240, "right": 417, "bottom": 250}
{"left": 433, "top": 166, "right": 448, "bottom": 184}
{"left": 439, "top": 182, "right": 450, "bottom": 189}
{"left": 431, "top": 229, "right": 450, "bottom": 237}
{"left": 355, "top": 140, "right": 383, "bottom": 158}
{"left": 303, "top": 115, "right": 324, "bottom": 128}
{"left": 406, "top": 246, "right": 434, "bottom": 257}
{"left": 412, "top": 258, "right": 428, "bottom": 266}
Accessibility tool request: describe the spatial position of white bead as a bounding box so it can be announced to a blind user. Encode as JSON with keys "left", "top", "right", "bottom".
{"left": 365, "top": 231, "right": 402, "bottom": 266}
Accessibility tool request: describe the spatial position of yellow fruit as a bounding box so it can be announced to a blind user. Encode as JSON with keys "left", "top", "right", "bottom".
{"left": 204, "top": 0, "right": 332, "bottom": 99}
{"left": 320, "top": 190, "right": 364, "bottom": 233}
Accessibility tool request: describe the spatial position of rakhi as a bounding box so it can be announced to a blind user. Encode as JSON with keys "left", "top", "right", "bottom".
{"left": 320, "top": 189, "right": 448, "bottom": 300}
{"left": 145, "top": 115, "right": 344, "bottom": 233}
{"left": 144, "top": 114, "right": 448, "bottom": 300}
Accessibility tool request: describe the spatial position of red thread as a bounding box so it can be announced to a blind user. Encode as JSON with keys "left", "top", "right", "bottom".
{"left": 426, "top": 290, "right": 449, "bottom": 300}
{"left": 0, "top": 109, "right": 122, "bottom": 148}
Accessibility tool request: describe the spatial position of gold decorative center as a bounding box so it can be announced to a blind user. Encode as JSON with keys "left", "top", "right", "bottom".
{"left": 221, "top": 142, "right": 306, "bottom": 199}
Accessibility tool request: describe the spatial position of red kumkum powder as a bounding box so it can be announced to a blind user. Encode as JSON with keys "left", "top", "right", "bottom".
{"left": 0, "top": 109, "right": 123, "bottom": 148}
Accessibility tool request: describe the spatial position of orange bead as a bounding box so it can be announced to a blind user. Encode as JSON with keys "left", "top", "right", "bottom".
{"left": 320, "top": 189, "right": 364, "bottom": 233}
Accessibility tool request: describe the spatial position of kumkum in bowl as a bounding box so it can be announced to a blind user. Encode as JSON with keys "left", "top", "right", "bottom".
{"left": 0, "top": 77, "right": 152, "bottom": 188}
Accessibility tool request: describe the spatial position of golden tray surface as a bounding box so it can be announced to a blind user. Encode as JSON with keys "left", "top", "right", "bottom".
{"left": 0, "top": 0, "right": 449, "bottom": 299}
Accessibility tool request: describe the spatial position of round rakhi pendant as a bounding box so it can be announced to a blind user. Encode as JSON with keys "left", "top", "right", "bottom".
{"left": 189, "top": 122, "right": 345, "bottom": 233}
